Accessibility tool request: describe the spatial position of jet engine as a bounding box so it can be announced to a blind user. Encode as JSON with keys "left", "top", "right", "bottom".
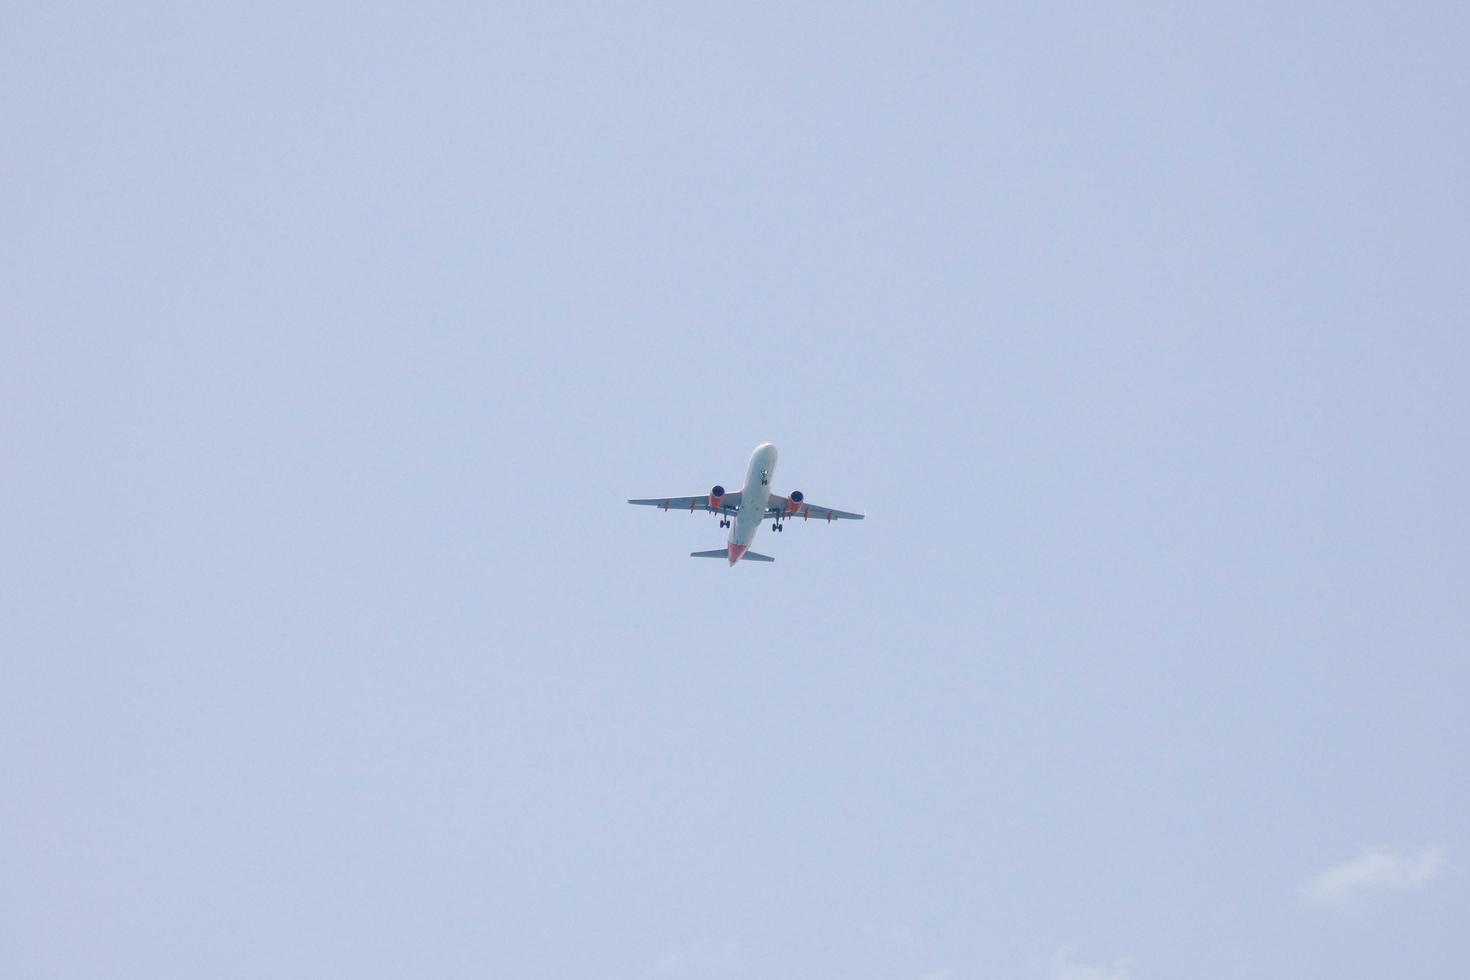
{"left": 708, "top": 485, "right": 726, "bottom": 509}
{"left": 785, "top": 490, "right": 805, "bottom": 512}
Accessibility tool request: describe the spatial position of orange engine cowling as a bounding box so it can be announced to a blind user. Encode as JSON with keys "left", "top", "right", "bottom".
{"left": 785, "top": 490, "right": 805, "bottom": 512}
{"left": 708, "top": 485, "right": 726, "bottom": 509}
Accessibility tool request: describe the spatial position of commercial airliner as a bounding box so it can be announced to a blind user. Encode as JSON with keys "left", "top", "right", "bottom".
{"left": 628, "top": 442, "right": 864, "bottom": 564}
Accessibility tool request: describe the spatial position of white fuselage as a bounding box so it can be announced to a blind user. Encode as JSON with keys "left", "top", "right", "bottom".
{"left": 727, "top": 442, "right": 777, "bottom": 563}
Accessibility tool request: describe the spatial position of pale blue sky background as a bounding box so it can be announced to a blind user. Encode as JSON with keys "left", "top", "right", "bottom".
{"left": 3, "top": 4, "right": 1467, "bottom": 979}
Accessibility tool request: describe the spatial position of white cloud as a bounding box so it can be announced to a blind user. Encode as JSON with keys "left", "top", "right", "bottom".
{"left": 1049, "top": 946, "right": 1130, "bottom": 980}
{"left": 1301, "top": 845, "right": 1446, "bottom": 907}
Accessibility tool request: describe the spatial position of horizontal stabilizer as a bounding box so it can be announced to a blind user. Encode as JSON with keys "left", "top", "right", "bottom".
{"left": 689, "top": 549, "right": 775, "bottom": 562}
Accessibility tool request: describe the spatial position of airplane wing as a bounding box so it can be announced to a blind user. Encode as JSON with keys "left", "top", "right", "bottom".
{"left": 628, "top": 491, "right": 743, "bottom": 514}
{"left": 767, "top": 494, "right": 865, "bottom": 522}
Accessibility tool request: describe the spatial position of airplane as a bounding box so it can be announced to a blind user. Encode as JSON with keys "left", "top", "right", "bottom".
{"left": 628, "top": 442, "right": 864, "bottom": 564}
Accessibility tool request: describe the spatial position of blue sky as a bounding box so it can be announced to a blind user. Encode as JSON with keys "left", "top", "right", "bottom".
{"left": 3, "top": 4, "right": 1467, "bottom": 978}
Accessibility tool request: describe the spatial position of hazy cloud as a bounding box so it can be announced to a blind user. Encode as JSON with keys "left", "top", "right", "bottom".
{"left": 644, "top": 940, "right": 739, "bottom": 978}
{"left": 1049, "top": 946, "right": 1131, "bottom": 980}
{"left": 1302, "top": 846, "right": 1446, "bottom": 907}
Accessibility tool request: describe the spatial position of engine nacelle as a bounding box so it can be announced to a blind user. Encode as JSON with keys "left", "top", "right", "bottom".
{"left": 709, "top": 485, "right": 726, "bottom": 509}
{"left": 786, "top": 489, "right": 805, "bottom": 512}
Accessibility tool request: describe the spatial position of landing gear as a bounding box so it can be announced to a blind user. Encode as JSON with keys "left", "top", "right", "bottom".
{"left": 772, "top": 521, "right": 784, "bottom": 533}
{"left": 719, "top": 518, "right": 730, "bottom": 528}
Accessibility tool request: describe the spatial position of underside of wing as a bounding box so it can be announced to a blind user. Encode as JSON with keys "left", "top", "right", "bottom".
{"left": 628, "top": 490, "right": 743, "bottom": 514}
{"left": 766, "top": 494, "right": 864, "bottom": 522}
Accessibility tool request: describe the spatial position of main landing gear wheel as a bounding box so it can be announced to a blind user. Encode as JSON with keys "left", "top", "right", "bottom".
{"left": 720, "top": 518, "right": 730, "bottom": 528}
